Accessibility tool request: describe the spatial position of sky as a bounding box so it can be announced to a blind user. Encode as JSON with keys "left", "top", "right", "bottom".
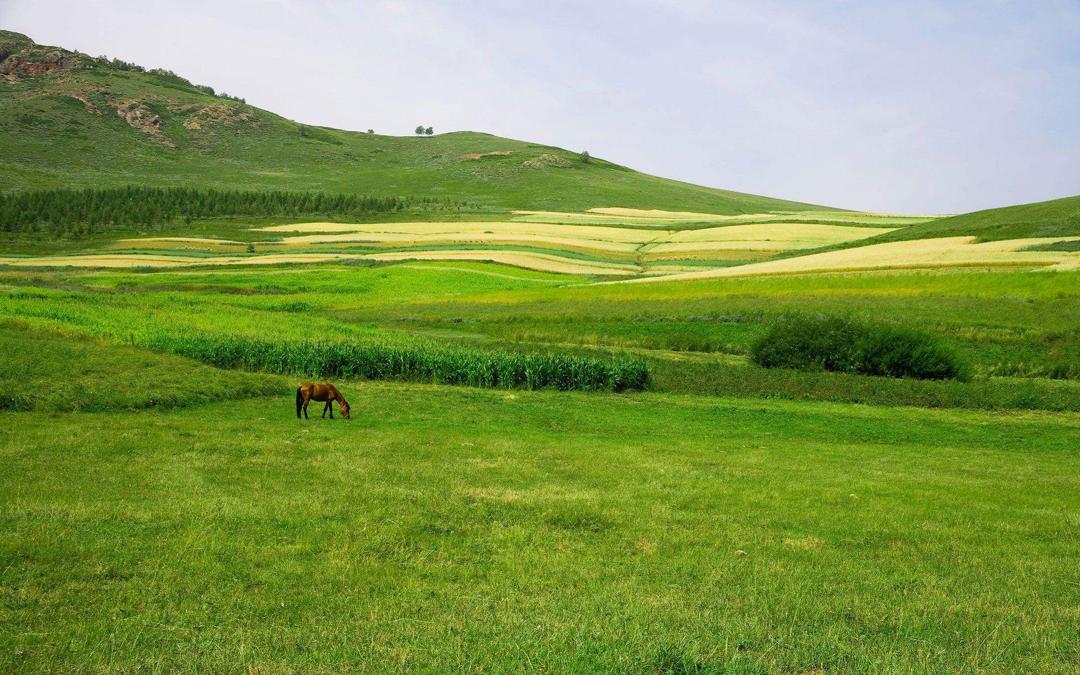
{"left": 3, "top": 0, "right": 1079, "bottom": 213}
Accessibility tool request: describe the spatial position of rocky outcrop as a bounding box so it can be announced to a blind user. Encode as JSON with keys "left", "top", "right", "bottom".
{"left": 0, "top": 31, "right": 80, "bottom": 82}
{"left": 173, "top": 102, "right": 256, "bottom": 130}
{"left": 523, "top": 153, "right": 572, "bottom": 169}
{"left": 113, "top": 99, "right": 173, "bottom": 146}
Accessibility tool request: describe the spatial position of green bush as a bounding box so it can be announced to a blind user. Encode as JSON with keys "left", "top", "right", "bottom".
{"left": 750, "top": 314, "right": 969, "bottom": 381}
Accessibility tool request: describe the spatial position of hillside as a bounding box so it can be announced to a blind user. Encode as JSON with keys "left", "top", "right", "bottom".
{"left": 0, "top": 30, "right": 828, "bottom": 214}
{"left": 869, "top": 193, "right": 1080, "bottom": 242}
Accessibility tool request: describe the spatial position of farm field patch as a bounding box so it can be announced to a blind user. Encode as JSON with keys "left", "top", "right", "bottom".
{"left": 3, "top": 215, "right": 898, "bottom": 276}
{"left": 622, "top": 235, "right": 1080, "bottom": 282}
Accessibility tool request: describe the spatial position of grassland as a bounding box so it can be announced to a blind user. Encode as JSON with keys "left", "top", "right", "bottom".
{"left": 873, "top": 194, "right": 1080, "bottom": 242}
{"left": 4, "top": 27, "right": 1080, "bottom": 672}
{"left": 3, "top": 253, "right": 1080, "bottom": 673}
{"left": 3, "top": 364, "right": 1078, "bottom": 671}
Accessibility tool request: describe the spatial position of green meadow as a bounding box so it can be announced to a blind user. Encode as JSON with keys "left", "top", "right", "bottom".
{"left": 1, "top": 329, "right": 1078, "bottom": 672}
{"left": 3, "top": 261, "right": 1080, "bottom": 672}
{"left": 2, "top": 28, "right": 1080, "bottom": 673}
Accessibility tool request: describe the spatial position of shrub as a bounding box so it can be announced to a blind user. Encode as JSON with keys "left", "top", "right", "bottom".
{"left": 750, "top": 314, "right": 969, "bottom": 381}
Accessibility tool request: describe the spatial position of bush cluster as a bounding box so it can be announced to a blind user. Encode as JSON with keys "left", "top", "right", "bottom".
{"left": 749, "top": 314, "right": 969, "bottom": 381}
{"left": 142, "top": 333, "right": 650, "bottom": 392}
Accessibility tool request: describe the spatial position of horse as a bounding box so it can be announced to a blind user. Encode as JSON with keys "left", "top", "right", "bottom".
{"left": 296, "top": 382, "right": 351, "bottom": 420}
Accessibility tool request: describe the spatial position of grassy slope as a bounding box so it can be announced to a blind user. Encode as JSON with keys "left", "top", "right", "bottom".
{"left": 2, "top": 380, "right": 1078, "bottom": 671}
{"left": 869, "top": 194, "right": 1080, "bottom": 242}
{"left": 0, "top": 31, "right": 826, "bottom": 214}
{"left": 0, "top": 323, "right": 285, "bottom": 410}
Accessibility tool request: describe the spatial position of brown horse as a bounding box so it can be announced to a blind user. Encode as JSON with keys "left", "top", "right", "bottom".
{"left": 296, "top": 382, "right": 351, "bottom": 420}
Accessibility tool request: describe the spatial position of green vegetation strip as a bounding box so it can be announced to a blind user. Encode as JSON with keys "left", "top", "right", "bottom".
{"left": 141, "top": 332, "right": 650, "bottom": 392}
{"left": 0, "top": 187, "right": 467, "bottom": 236}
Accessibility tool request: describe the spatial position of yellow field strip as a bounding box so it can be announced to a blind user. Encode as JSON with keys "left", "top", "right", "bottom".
{"left": 0, "top": 251, "right": 638, "bottom": 276}
{"left": 363, "top": 250, "right": 641, "bottom": 275}
{"left": 274, "top": 232, "right": 643, "bottom": 254}
{"left": 513, "top": 208, "right": 938, "bottom": 227}
{"left": 256, "top": 221, "right": 654, "bottom": 243}
{"left": 253, "top": 221, "right": 891, "bottom": 255}
{"left": 614, "top": 236, "right": 1080, "bottom": 283}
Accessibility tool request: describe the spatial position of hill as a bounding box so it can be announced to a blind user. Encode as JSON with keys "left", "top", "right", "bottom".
{"left": 869, "top": 193, "right": 1080, "bottom": 242}
{"left": 0, "top": 30, "right": 828, "bottom": 214}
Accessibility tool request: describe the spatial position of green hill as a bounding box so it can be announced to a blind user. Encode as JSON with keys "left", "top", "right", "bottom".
{"left": 870, "top": 194, "right": 1080, "bottom": 242}
{"left": 0, "top": 30, "right": 829, "bottom": 214}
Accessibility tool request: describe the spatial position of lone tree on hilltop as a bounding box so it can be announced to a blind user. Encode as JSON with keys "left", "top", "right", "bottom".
{"left": 425, "top": 126, "right": 434, "bottom": 136}
{"left": 415, "top": 125, "right": 425, "bottom": 135}
{"left": 580, "top": 150, "right": 591, "bottom": 163}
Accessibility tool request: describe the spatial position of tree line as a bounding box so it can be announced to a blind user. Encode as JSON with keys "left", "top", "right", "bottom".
{"left": 0, "top": 187, "right": 461, "bottom": 236}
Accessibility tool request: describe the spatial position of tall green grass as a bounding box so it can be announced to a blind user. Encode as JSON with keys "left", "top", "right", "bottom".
{"left": 140, "top": 332, "right": 649, "bottom": 392}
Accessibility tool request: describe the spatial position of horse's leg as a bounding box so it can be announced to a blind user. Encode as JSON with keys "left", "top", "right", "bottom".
{"left": 322, "top": 401, "right": 329, "bottom": 418}
{"left": 303, "top": 397, "right": 310, "bottom": 419}
{"left": 328, "top": 400, "right": 334, "bottom": 419}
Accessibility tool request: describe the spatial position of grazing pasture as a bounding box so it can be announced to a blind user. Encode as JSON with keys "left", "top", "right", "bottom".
{"left": 2, "top": 373, "right": 1078, "bottom": 671}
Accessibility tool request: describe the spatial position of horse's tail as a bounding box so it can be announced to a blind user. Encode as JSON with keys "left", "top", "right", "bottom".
{"left": 295, "top": 387, "right": 303, "bottom": 418}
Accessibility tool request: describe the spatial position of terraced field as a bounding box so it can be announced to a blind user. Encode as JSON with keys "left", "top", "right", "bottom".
{"left": 0, "top": 208, "right": 903, "bottom": 275}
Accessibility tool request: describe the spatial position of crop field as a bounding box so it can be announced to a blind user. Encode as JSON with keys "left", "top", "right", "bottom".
{"left": 625, "top": 235, "right": 1080, "bottom": 281}
{"left": 0, "top": 209, "right": 903, "bottom": 275}
{"left": 4, "top": 204, "right": 1078, "bottom": 280}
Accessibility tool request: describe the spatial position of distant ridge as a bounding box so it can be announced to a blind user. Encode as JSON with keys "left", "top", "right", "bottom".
{"left": 0, "top": 30, "right": 833, "bottom": 214}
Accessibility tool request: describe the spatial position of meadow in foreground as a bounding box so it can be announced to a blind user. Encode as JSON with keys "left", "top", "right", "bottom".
{"left": 2, "top": 353, "right": 1078, "bottom": 671}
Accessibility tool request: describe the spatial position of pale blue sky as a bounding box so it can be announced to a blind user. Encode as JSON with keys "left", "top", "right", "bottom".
{"left": 4, "top": 0, "right": 1079, "bottom": 213}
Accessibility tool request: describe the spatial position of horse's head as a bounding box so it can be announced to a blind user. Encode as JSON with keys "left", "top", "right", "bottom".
{"left": 340, "top": 400, "right": 351, "bottom": 419}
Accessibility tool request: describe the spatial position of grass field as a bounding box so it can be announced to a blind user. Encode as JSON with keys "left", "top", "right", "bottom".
{"left": 3, "top": 363, "right": 1078, "bottom": 671}
{"left": 4, "top": 27, "right": 1080, "bottom": 672}
{"left": 4, "top": 205, "right": 1080, "bottom": 672}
